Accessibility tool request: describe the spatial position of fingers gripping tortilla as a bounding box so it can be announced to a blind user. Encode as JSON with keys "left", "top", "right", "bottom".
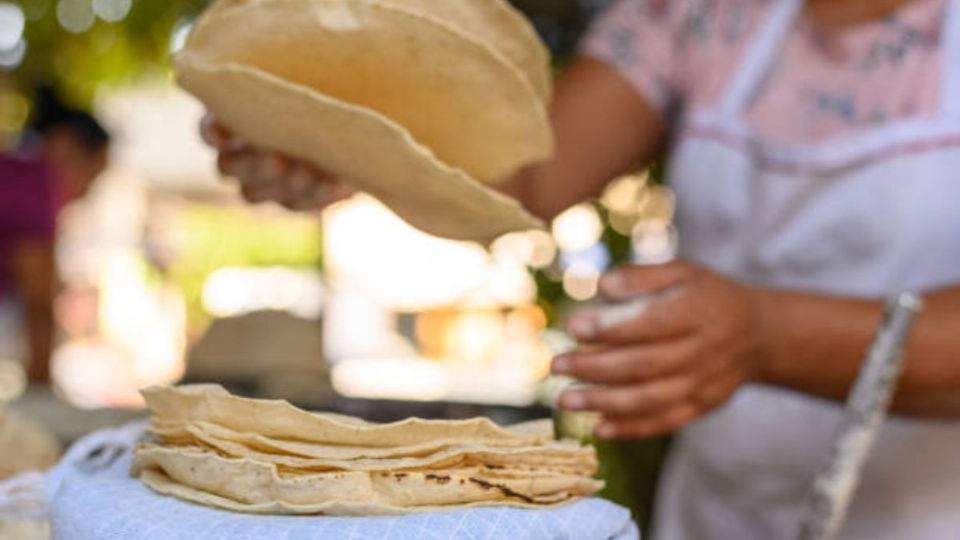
{"left": 176, "top": 0, "right": 553, "bottom": 242}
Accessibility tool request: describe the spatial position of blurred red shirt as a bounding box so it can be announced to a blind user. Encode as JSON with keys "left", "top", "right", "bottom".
{"left": 0, "top": 153, "right": 60, "bottom": 299}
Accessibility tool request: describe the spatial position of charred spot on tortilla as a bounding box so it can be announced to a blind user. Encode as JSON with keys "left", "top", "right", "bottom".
{"left": 425, "top": 474, "right": 451, "bottom": 485}
{"left": 469, "top": 478, "right": 536, "bottom": 504}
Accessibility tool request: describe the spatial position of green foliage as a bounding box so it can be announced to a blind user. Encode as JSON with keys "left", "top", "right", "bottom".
{"left": 531, "top": 160, "right": 671, "bottom": 531}
{"left": 596, "top": 438, "right": 672, "bottom": 535}
{"left": 8, "top": 0, "right": 209, "bottom": 107}
{"left": 166, "top": 206, "right": 323, "bottom": 330}
{"left": 5, "top": 0, "right": 598, "bottom": 107}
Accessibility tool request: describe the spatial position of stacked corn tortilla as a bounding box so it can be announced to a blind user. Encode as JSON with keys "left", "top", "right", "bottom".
{"left": 175, "top": 0, "right": 554, "bottom": 243}
{"left": 132, "top": 385, "right": 603, "bottom": 516}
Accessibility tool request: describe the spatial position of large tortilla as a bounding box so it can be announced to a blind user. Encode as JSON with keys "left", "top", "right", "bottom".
{"left": 180, "top": 0, "right": 552, "bottom": 184}
{"left": 134, "top": 445, "right": 603, "bottom": 515}
{"left": 176, "top": 55, "right": 541, "bottom": 243}
{"left": 141, "top": 469, "right": 589, "bottom": 516}
{"left": 151, "top": 421, "right": 595, "bottom": 474}
{"left": 134, "top": 386, "right": 603, "bottom": 516}
{"left": 152, "top": 420, "right": 555, "bottom": 461}
{"left": 203, "top": 0, "right": 552, "bottom": 103}
{"left": 380, "top": 0, "right": 551, "bottom": 103}
{"left": 143, "top": 385, "right": 550, "bottom": 447}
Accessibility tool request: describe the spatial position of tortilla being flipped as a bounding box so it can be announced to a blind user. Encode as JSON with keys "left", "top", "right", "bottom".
{"left": 134, "top": 445, "right": 603, "bottom": 515}
{"left": 202, "top": 0, "right": 552, "bottom": 103}
{"left": 176, "top": 0, "right": 552, "bottom": 243}
{"left": 184, "top": 0, "right": 551, "bottom": 182}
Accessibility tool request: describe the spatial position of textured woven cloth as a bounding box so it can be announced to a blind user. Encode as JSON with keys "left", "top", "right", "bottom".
{"left": 45, "top": 425, "right": 638, "bottom": 540}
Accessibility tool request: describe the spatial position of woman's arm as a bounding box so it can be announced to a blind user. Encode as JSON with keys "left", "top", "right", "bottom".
{"left": 755, "top": 286, "right": 960, "bottom": 418}
{"left": 499, "top": 57, "right": 667, "bottom": 220}
{"left": 553, "top": 263, "right": 960, "bottom": 440}
{"left": 205, "top": 56, "right": 667, "bottom": 219}
{"left": 12, "top": 239, "right": 56, "bottom": 384}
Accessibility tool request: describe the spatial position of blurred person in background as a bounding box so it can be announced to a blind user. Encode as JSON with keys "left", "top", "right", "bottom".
{"left": 201, "top": 0, "right": 960, "bottom": 537}
{"left": 0, "top": 87, "right": 109, "bottom": 385}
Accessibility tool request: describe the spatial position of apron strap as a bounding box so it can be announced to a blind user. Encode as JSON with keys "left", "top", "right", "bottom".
{"left": 943, "top": 0, "right": 960, "bottom": 117}
{"left": 718, "top": 0, "right": 805, "bottom": 117}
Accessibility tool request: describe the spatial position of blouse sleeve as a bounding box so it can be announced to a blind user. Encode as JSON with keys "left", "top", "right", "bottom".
{"left": 0, "top": 157, "right": 58, "bottom": 242}
{"left": 579, "top": 0, "right": 687, "bottom": 114}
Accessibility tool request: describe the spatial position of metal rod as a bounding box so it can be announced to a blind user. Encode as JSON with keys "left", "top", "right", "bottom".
{"left": 796, "top": 293, "right": 924, "bottom": 540}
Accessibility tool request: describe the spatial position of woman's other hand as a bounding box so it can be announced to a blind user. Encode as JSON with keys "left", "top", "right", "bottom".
{"left": 552, "top": 262, "right": 763, "bottom": 440}
{"left": 200, "top": 115, "right": 353, "bottom": 210}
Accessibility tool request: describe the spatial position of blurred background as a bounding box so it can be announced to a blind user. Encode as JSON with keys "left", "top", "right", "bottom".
{"left": 0, "top": 0, "right": 673, "bottom": 528}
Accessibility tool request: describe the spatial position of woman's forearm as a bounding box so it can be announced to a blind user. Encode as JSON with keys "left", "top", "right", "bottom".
{"left": 13, "top": 240, "right": 57, "bottom": 383}
{"left": 499, "top": 57, "right": 667, "bottom": 221}
{"left": 753, "top": 286, "right": 960, "bottom": 417}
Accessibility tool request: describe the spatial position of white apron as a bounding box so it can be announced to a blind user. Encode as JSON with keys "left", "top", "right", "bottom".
{"left": 654, "top": 0, "right": 960, "bottom": 538}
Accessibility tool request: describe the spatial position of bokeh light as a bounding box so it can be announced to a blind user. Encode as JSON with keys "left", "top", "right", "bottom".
{"left": 56, "top": 0, "right": 94, "bottom": 33}
{"left": 332, "top": 358, "right": 452, "bottom": 402}
{"left": 632, "top": 221, "right": 679, "bottom": 265}
{"left": 563, "top": 260, "right": 601, "bottom": 301}
{"left": 21, "top": 0, "right": 51, "bottom": 20}
{"left": 169, "top": 18, "right": 193, "bottom": 54}
{"left": 480, "top": 257, "right": 537, "bottom": 307}
{"left": 202, "top": 267, "right": 326, "bottom": 320}
{"left": 552, "top": 203, "right": 603, "bottom": 253}
{"left": 323, "top": 194, "right": 490, "bottom": 311}
{"left": 92, "top": 0, "right": 130, "bottom": 22}
{"left": 0, "top": 38, "right": 24, "bottom": 68}
{"left": 0, "top": 2, "right": 24, "bottom": 50}
{"left": 491, "top": 229, "right": 557, "bottom": 269}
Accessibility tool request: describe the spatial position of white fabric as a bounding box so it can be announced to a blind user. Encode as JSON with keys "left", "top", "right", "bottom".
{"left": 1, "top": 423, "right": 638, "bottom": 540}
{"left": 654, "top": 0, "right": 960, "bottom": 539}
{"left": 944, "top": 0, "right": 960, "bottom": 117}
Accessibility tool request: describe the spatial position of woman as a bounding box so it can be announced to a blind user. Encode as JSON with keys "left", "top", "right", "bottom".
{"left": 0, "top": 91, "right": 109, "bottom": 384}
{"left": 203, "top": 0, "right": 960, "bottom": 537}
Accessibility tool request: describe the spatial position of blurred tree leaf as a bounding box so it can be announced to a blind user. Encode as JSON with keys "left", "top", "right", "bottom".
{"left": 167, "top": 206, "right": 323, "bottom": 332}
{"left": 7, "top": 0, "right": 208, "bottom": 107}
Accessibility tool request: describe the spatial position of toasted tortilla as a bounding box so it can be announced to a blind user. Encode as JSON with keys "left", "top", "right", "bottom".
{"left": 203, "top": 0, "right": 552, "bottom": 103}
{"left": 134, "top": 445, "right": 603, "bottom": 515}
{"left": 177, "top": 55, "right": 542, "bottom": 243}
{"left": 143, "top": 385, "right": 551, "bottom": 447}
{"left": 151, "top": 421, "right": 596, "bottom": 475}
{"left": 179, "top": 0, "right": 552, "bottom": 184}
{"left": 152, "top": 419, "right": 559, "bottom": 461}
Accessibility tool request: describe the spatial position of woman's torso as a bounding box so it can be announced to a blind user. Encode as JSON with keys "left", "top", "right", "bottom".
{"left": 585, "top": 0, "right": 960, "bottom": 538}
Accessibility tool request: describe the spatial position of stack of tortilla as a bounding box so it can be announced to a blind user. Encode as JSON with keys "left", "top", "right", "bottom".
{"left": 176, "top": 0, "right": 554, "bottom": 243}
{"left": 132, "top": 385, "right": 603, "bottom": 515}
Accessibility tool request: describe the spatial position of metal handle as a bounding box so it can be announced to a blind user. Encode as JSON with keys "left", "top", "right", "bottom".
{"left": 797, "top": 293, "right": 924, "bottom": 540}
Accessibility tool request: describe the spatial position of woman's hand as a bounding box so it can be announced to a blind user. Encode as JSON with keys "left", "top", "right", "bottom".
{"left": 552, "top": 262, "right": 763, "bottom": 440}
{"left": 200, "top": 115, "right": 353, "bottom": 210}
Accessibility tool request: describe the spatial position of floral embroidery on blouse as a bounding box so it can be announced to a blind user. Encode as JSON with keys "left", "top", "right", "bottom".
{"left": 582, "top": 0, "right": 947, "bottom": 142}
